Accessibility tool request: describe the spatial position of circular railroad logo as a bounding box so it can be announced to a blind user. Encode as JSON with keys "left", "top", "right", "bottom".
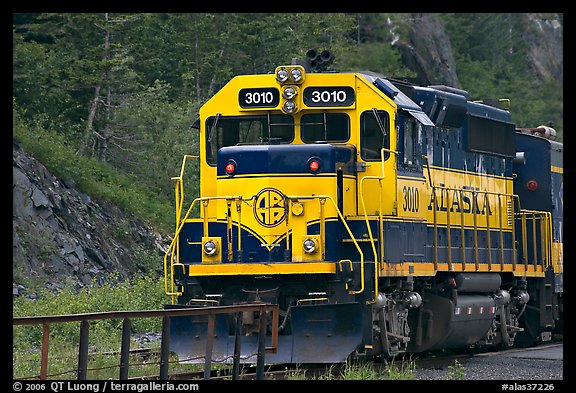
{"left": 253, "top": 188, "right": 286, "bottom": 227}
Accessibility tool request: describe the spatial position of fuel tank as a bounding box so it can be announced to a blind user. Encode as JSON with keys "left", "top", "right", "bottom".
{"left": 409, "top": 293, "right": 497, "bottom": 353}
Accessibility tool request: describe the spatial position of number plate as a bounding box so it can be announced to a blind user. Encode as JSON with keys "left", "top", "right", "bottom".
{"left": 303, "top": 86, "right": 355, "bottom": 107}
{"left": 239, "top": 88, "right": 280, "bottom": 108}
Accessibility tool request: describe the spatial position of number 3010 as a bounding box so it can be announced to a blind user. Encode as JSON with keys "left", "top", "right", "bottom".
{"left": 402, "top": 186, "right": 419, "bottom": 212}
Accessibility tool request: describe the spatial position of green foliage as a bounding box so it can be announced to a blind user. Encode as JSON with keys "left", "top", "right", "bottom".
{"left": 444, "top": 359, "right": 466, "bottom": 380}
{"left": 339, "top": 358, "right": 416, "bottom": 380}
{"left": 13, "top": 273, "right": 165, "bottom": 340}
{"left": 13, "top": 13, "right": 562, "bottom": 158}
{"left": 382, "top": 357, "right": 417, "bottom": 380}
{"left": 13, "top": 106, "right": 174, "bottom": 231}
{"left": 285, "top": 358, "right": 416, "bottom": 380}
{"left": 13, "top": 274, "right": 164, "bottom": 350}
{"left": 341, "top": 358, "right": 380, "bottom": 380}
{"left": 105, "top": 80, "right": 201, "bottom": 202}
{"left": 13, "top": 273, "right": 168, "bottom": 379}
{"left": 12, "top": 25, "right": 84, "bottom": 139}
{"left": 337, "top": 41, "right": 416, "bottom": 78}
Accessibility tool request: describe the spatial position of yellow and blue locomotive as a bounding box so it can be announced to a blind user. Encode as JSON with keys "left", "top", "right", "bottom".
{"left": 163, "top": 52, "right": 563, "bottom": 363}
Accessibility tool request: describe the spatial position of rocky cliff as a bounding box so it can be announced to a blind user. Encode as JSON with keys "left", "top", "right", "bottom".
{"left": 393, "top": 13, "right": 460, "bottom": 87}
{"left": 12, "top": 142, "right": 168, "bottom": 297}
{"left": 525, "top": 14, "right": 563, "bottom": 83}
{"left": 392, "top": 13, "right": 562, "bottom": 88}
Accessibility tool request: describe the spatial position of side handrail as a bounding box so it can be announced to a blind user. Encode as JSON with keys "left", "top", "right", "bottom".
{"left": 429, "top": 186, "right": 516, "bottom": 270}
{"left": 514, "top": 208, "right": 552, "bottom": 268}
{"left": 426, "top": 182, "right": 552, "bottom": 271}
{"left": 164, "top": 195, "right": 247, "bottom": 301}
{"left": 422, "top": 158, "right": 520, "bottom": 270}
{"left": 171, "top": 155, "right": 199, "bottom": 228}
{"left": 358, "top": 147, "right": 398, "bottom": 303}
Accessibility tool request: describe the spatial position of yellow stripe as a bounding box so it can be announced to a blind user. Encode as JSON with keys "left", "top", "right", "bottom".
{"left": 346, "top": 216, "right": 425, "bottom": 223}
{"left": 424, "top": 224, "right": 513, "bottom": 232}
{"left": 189, "top": 262, "right": 336, "bottom": 276}
{"left": 551, "top": 166, "right": 563, "bottom": 174}
{"left": 187, "top": 260, "right": 548, "bottom": 278}
{"left": 380, "top": 262, "right": 546, "bottom": 277}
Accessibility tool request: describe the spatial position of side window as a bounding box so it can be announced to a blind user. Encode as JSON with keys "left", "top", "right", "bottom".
{"left": 301, "top": 113, "right": 350, "bottom": 143}
{"left": 360, "top": 110, "right": 390, "bottom": 161}
{"left": 403, "top": 117, "right": 421, "bottom": 166}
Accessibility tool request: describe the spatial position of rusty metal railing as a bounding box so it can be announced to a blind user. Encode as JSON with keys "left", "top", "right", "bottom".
{"left": 13, "top": 304, "right": 278, "bottom": 381}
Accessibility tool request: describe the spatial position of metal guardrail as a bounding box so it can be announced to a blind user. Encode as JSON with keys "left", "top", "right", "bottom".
{"left": 13, "top": 303, "right": 279, "bottom": 381}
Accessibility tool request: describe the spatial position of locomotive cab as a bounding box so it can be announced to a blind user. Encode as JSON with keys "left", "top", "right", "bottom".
{"left": 165, "top": 62, "right": 429, "bottom": 363}
{"left": 163, "top": 55, "right": 562, "bottom": 364}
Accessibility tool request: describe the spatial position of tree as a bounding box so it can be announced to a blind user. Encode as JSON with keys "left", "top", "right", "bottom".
{"left": 73, "top": 13, "right": 144, "bottom": 160}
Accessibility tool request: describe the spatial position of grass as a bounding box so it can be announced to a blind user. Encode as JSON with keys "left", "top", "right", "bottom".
{"left": 12, "top": 273, "right": 170, "bottom": 380}
{"left": 286, "top": 357, "right": 417, "bottom": 380}
{"left": 444, "top": 359, "right": 466, "bottom": 380}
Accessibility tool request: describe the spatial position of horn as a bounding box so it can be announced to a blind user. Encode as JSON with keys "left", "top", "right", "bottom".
{"left": 306, "top": 49, "right": 318, "bottom": 60}
{"left": 320, "top": 50, "right": 333, "bottom": 62}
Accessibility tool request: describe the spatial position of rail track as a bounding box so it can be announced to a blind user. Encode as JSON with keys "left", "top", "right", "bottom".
{"left": 129, "top": 339, "right": 562, "bottom": 381}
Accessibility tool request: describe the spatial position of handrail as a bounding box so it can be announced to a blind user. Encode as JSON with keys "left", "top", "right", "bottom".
{"left": 427, "top": 183, "right": 551, "bottom": 271}
{"left": 164, "top": 198, "right": 198, "bottom": 300}
{"left": 358, "top": 147, "right": 398, "bottom": 303}
{"left": 164, "top": 193, "right": 365, "bottom": 299}
{"left": 514, "top": 209, "right": 552, "bottom": 268}
{"left": 168, "top": 154, "right": 199, "bottom": 302}
{"left": 423, "top": 168, "right": 519, "bottom": 270}
{"left": 171, "top": 155, "right": 199, "bottom": 229}
{"left": 14, "top": 304, "right": 279, "bottom": 381}
{"left": 286, "top": 195, "right": 365, "bottom": 295}
{"left": 437, "top": 187, "right": 515, "bottom": 269}
{"left": 164, "top": 195, "right": 247, "bottom": 301}
{"left": 423, "top": 161, "right": 556, "bottom": 272}
{"left": 498, "top": 194, "right": 505, "bottom": 271}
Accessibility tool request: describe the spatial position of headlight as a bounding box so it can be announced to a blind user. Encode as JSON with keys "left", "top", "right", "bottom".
{"left": 283, "top": 86, "right": 297, "bottom": 100}
{"left": 203, "top": 240, "right": 217, "bottom": 255}
{"left": 276, "top": 68, "right": 289, "bottom": 83}
{"left": 275, "top": 65, "right": 305, "bottom": 85}
{"left": 290, "top": 68, "right": 303, "bottom": 83}
{"left": 282, "top": 100, "right": 297, "bottom": 113}
{"left": 303, "top": 238, "right": 317, "bottom": 254}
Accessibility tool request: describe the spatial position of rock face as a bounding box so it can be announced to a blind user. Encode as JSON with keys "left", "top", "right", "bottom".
{"left": 391, "top": 13, "right": 562, "bottom": 88}
{"left": 12, "top": 142, "right": 168, "bottom": 297}
{"left": 393, "top": 13, "right": 461, "bottom": 87}
{"left": 525, "top": 14, "right": 563, "bottom": 83}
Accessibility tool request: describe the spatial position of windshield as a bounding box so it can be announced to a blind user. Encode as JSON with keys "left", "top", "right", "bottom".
{"left": 205, "top": 114, "right": 294, "bottom": 165}
{"left": 301, "top": 113, "right": 350, "bottom": 143}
